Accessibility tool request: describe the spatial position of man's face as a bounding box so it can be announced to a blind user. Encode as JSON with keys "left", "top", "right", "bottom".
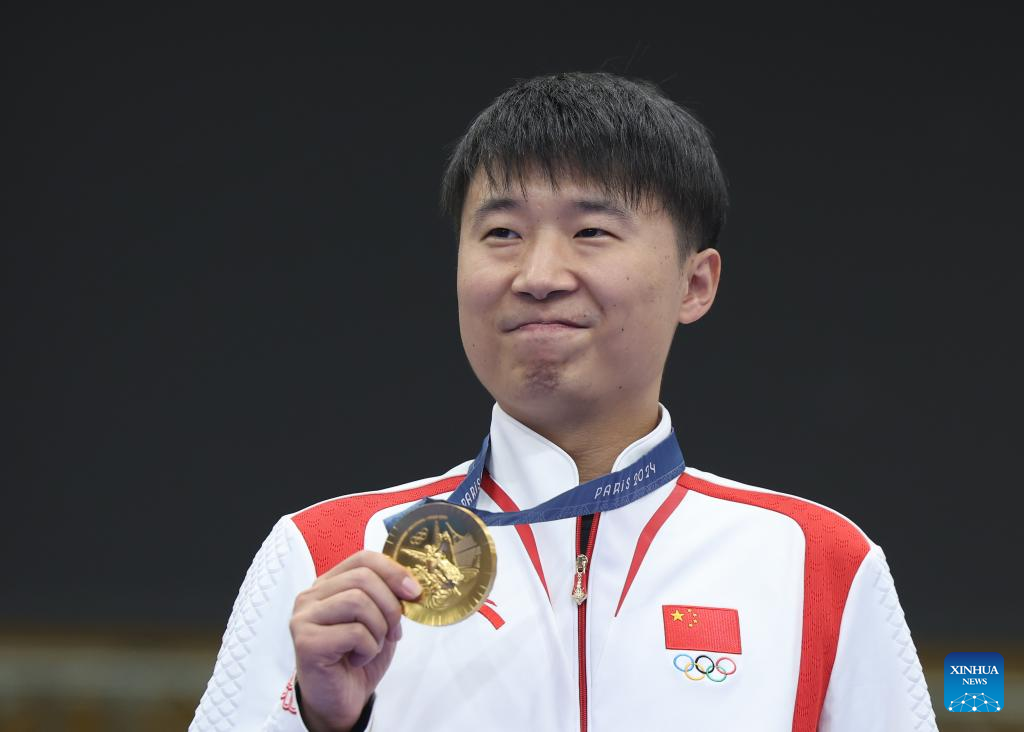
{"left": 456, "top": 165, "right": 717, "bottom": 423}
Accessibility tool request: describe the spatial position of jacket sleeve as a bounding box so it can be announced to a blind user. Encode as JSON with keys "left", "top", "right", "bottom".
{"left": 817, "top": 541, "right": 938, "bottom": 732}
{"left": 189, "top": 516, "right": 317, "bottom": 732}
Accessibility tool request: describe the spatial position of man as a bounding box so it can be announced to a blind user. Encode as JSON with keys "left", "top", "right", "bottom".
{"left": 191, "top": 72, "right": 938, "bottom": 731}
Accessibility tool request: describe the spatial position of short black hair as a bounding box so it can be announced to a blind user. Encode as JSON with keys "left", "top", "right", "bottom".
{"left": 439, "top": 71, "right": 729, "bottom": 260}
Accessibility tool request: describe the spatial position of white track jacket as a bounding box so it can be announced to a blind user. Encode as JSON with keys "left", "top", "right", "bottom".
{"left": 190, "top": 402, "right": 938, "bottom": 731}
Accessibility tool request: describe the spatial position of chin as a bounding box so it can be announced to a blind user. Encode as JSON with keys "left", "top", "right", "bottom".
{"left": 499, "top": 368, "right": 600, "bottom": 414}
{"left": 519, "top": 362, "right": 565, "bottom": 395}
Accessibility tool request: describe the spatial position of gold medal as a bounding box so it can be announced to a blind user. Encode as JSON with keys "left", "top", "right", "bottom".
{"left": 382, "top": 501, "right": 497, "bottom": 626}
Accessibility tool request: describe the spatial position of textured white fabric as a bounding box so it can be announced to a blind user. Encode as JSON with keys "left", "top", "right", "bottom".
{"left": 190, "top": 518, "right": 316, "bottom": 732}
{"left": 819, "top": 544, "right": 938, "bottom": 731}
{"left": 190, "top": 402, "right": 937, "bottom": 731}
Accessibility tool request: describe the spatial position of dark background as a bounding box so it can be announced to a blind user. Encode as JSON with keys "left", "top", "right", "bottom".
{"left": 3, "top": 11, "right": 1020, "bottom": 644}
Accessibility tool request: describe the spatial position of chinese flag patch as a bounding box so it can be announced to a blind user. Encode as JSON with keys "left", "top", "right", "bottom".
{"left": 662, "top": 605, "right": 742, "bottom": 653}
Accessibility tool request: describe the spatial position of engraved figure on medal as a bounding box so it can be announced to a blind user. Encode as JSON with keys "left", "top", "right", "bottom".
{"left": 399, "top": 520, "right": 479, "bottom": 609}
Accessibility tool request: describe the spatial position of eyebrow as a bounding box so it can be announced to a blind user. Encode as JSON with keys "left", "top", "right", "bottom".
{"left": 469, "top": 197, "right": 635, "bottom": 230}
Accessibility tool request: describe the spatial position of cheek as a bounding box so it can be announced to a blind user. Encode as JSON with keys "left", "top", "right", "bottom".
{"left": 456, "top": 263, "right": 503, "bottom": 354}
{"left": 458, "top": 269, "right": 496, "bottom": 323}
{"left": 597, "top": 278, "right": 680, "bottom": 358}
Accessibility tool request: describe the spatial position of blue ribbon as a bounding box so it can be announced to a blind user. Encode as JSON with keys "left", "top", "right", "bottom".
{"left": 383, "top": 430, "right": 685, "bottom": 531}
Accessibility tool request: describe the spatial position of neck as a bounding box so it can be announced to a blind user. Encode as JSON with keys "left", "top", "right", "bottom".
{"left": 500, "top": 398, "right": 662, "bottom": 483}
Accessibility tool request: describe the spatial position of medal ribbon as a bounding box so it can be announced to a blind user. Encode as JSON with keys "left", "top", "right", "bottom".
{"left": 383, "top": 430, "right": 685, "bottom": 531}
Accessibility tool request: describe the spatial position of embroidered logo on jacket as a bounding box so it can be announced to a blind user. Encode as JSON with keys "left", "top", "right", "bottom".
{"left": 663, "top": 605, "right": 741, "bottom": 682}
{"left": 662, "top": 605, "right": 741, "bottom": 653}
{"left": 281, "top": 674, "right": 298, "bottom": 714}
{"left": 673, "top": 653, "right": 738, "bottom": 682}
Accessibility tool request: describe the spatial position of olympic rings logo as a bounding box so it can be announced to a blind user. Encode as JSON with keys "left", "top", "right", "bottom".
{"left": 672, "top": 653, "right": 737, "bottom": 682}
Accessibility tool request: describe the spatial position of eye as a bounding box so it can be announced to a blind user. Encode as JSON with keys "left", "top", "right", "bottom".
{"left": 577, "top": 227, "right": 611, "bottom": 238}
{"left": 486, "top": 227, "right": 519, "bottom": 239}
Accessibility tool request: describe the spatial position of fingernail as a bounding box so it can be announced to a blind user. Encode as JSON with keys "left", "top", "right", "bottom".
{"left": 401, "top": 576, "right": 421, "bottom": 599}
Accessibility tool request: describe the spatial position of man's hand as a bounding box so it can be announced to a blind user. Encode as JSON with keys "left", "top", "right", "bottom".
{"left": 290, "top": 550, "right": 421, "bottom": 732}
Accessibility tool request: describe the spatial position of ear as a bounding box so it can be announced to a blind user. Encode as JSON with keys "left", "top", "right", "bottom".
{"left": 678, "top": 248, "right": 722, "bottom": 325}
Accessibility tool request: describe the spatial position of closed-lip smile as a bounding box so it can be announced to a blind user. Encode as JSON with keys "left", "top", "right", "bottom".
{"left": 506, "top": 318, "right": 588, "bottom": 332}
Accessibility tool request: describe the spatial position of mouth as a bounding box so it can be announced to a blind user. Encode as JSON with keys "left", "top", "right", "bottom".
{"left": 516, "top": 322, "right": 582, "bottom": 330}
{"left": 510, "top": 320, "right": 587, "bottom": 332}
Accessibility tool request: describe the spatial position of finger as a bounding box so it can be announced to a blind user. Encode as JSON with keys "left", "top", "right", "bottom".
{"left": 322, "top": 550, "right": 422, "bottom": 600}
{"left": 306, "top": 588, "right": 390, "bottom": 648}
{"left": 305, "top": 567, "right": 405, "bottom": 641}
{"left": 350, "top": 637, "right": 396, "bottom": 670}
{"left": 295, "top": 621, "right": 381, "bottom": 669}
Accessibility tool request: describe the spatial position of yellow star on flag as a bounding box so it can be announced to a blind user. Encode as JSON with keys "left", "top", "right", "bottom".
{"left": 671, "top": 610, "right": 684, "bottom": 621}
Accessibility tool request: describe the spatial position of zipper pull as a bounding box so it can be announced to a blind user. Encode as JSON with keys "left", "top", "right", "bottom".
{"left": 571, "top": 553, "right": 588, "bottom": 605}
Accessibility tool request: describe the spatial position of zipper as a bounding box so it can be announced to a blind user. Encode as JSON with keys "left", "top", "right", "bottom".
{"left": 574, "top": 512, "right": 601, "bottom": 732}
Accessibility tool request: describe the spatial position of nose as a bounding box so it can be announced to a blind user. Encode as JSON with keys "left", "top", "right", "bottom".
{"left": 510, "top": 231, "right": 579, "bottom": 300}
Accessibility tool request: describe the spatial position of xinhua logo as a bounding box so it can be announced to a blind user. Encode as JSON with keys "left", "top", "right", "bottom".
{"left": 944, "top": 652, "right": 1004, "bottom": 713}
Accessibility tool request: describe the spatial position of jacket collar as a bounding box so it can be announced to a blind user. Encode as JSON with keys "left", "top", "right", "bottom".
{"left": 483, "top": 401, "right": 674, "bottom": 510}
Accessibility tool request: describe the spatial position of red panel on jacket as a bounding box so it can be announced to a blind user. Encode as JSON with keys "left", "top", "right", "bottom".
{"left": 679, "top": 472, "right": 870, "bottom": 732}
{"left": 291, "top": 477, "right": 462, "bottom": 577}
